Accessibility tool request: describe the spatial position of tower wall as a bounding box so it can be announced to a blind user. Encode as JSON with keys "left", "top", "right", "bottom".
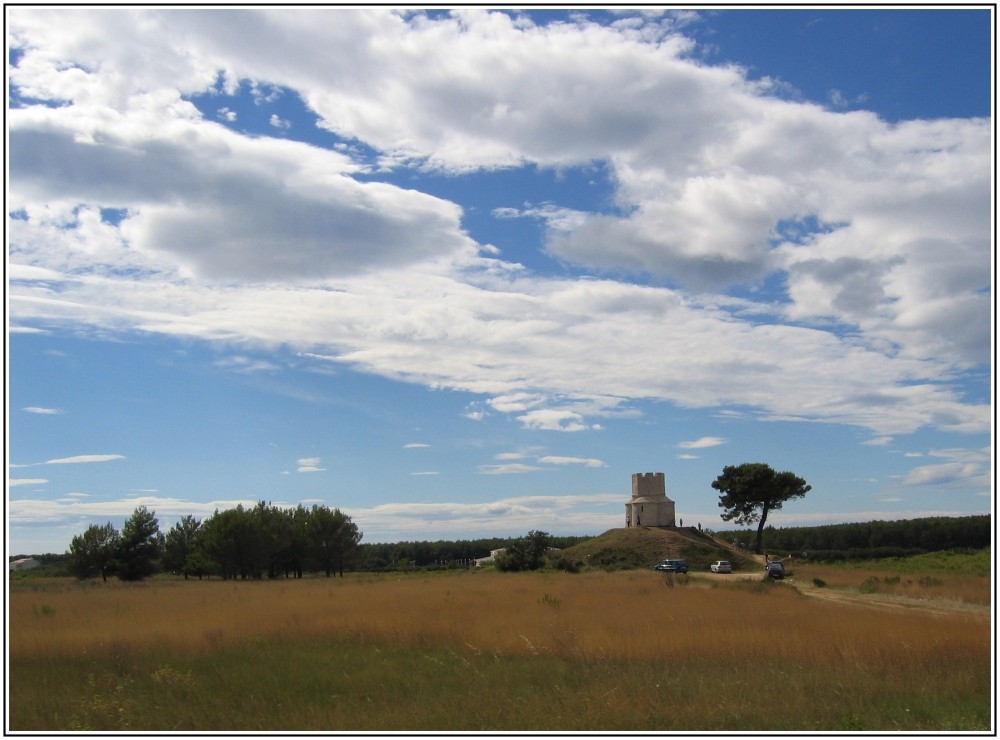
{"left": 631, "top": 472, "right": 666, "bottom": 499}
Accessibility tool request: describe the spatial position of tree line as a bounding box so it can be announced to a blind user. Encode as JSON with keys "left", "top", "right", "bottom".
{"left": 719, "top": 515, "right": 990, "bottom": 560}
{"left": 67, "top": 502, "right": 362, "bottom": 582}
{"left": 358, "top": 532, "right": 591, "bottom": 570}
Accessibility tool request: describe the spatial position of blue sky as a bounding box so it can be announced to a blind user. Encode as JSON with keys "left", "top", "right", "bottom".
{"left": 7, "top": 8, "right": 993, "bottom": 554}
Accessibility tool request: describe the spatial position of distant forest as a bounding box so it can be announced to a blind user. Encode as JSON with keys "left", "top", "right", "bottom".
{"left": 357, "top": 534, "right": 593, "bottom": 571}
{"left": 718, "top": 514, "right": 991, "bottom": 561}
{"left": 10, "top": 515, "right": 990, "bottom": 577}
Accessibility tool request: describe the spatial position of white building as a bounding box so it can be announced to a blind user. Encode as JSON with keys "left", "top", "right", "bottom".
{"left": 9, "top": 558, "right": 40, "bottom": 571}
{"left": 625, "top": 472, "right": 676, "bottom": 528}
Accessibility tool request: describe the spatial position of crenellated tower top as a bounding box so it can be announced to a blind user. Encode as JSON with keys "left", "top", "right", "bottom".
{"left": 631, "top": 472, "right": 666, "bottom": 500}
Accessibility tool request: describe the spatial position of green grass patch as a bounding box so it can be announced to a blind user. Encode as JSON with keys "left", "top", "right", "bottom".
{"left": 830, "top": 548, "right": 990, "bottom": 577}
{"left": 8, "top": 633, "right": 991, "bottom": 732}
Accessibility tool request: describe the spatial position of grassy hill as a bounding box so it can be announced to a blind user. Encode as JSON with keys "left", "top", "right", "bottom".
{"left": 556, "top": 526, "right": 760, "bottom": 572}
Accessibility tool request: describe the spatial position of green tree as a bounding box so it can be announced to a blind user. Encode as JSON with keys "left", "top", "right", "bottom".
{"left": 308, "top": 505, "right": 362, "bottom": 577}
{"left": 163, "top": 515, "right": 206, "bottom": 579}
{"left": 116, "top": 506, "right": 163, "bottom": 580}
{"left": 67, "top": 522, "right": 120, "bottom": 582}
{"left": 495, "top": 530, "right": 551, "bottom": 572}
{"left": 712, "top": 463, "right": 811, "bottom": 554}
{"left": 198, "top": 505, "right": 262, "bottom": 579}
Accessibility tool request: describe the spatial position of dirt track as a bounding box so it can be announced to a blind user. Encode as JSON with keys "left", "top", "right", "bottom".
{"left": 688, "top": 571, "right": 990, "bottom": 618}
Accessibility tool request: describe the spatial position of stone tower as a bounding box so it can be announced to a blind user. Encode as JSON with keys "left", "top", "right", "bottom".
{"left": 625, "top": 472, "right": 676, "bottom": 528}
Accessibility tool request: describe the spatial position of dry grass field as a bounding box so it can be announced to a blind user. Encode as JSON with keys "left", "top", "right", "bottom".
{"left": 8, "top": 568, "right": 992, "bottom": 731}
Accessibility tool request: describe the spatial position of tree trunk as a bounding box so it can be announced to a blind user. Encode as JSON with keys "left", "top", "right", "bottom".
{"left": 754, "top": 502, "right": 771, "bottom": 553}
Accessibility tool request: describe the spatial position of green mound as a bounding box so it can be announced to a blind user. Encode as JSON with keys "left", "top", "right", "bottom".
{"left": 556, "top": 527, "right": 758, "bottom": 572}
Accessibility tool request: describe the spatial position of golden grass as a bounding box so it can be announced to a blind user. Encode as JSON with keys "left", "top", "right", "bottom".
{"left": 794, "top": 562, "right": 991, "bottom": 605}
{"left": 9, "top": 570, "right": 992, "bottom": 731}
{"left": 10, "top": 569, "right": 989, "bottom": 662}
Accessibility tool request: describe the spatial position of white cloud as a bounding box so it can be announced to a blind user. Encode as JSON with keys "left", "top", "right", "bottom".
{"left": 43, "top": 454, "right": 125, "bottom": 465}
{"left": 899, "top": 447, "right": 991, "bottom": 489}
{"left": 7, "top": 495, "right": 260, "bottom": 525}
{"left": 863, "top": 437, "right": 893, "bottom": 447}
{"left": 495, "top": 451, "right": 528, "bottom": 461}
{"left": 8, "top": 478, "right": 49, "bottom": 487}
{"left": 348, "top": 492, "right": 625, "bottom": 540}
{"left": 517, "top": 409, "right": 591, "bottom": 432}
{"left": 296, "top": 457, "right": 327, "bottom": 473}
{"left": 477, "top": 463, "right": 543, "bottom": 475}
{"left": 677, "top": 436, "right": 727, "bottom": 450}
{"left": 8, "top": 107, "right": 480, "bottom": 282}
{"left": 537, "top": 456, "right": 606, "bottom": 468}
{"left": 403, "top": 443, "right": 430, "bottom": 449}
{"left": 5, "top": 8, "right": 989, "bottom": 441}
{"left": 23, "top": 406, "right": 63, "bottom": 414}
{"left": 214, "top": 355, "right": 281, "bottom": 373}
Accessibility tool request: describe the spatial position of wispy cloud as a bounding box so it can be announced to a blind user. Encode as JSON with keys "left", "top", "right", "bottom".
{"left": 8, "top": 495, "right": 262, "bottom": 525}
{"left": 478, "top": 463, "right": 543, "bottom": 475}
{"left": 213, "top": 355, "right": 281, "bottom": 373}
{"left": 8, "top": 478, "right": 48, "bottom": 487}
{"left": 44, "top": 454, "right": 125, "bottom": 465}
{"left": 863, "top": 437, "right": 893, "bottom": 447}
{"left": 23, "top": 406, "right": 63, "bottom": 415}
{"left": 677, "top": 437, "right": 727, "bottom": 449}
{"left": 895, "top": 447, "right": 990, "bottom": 489}
{"left": 297, "top": 457, "right": 327, "bottom": 473}
{"left": 538, "top": 456, "right": 606, "bottom": 468}
{"left": 403, "top": 443, "right": 430, "bottom": 449}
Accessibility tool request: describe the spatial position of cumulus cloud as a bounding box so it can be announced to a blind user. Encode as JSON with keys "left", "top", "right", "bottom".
{"left": 5, "top": 7, "right": 989, "bottom": 441}
{"left": 8, "top": 112, "right": 480, "bottom": 282}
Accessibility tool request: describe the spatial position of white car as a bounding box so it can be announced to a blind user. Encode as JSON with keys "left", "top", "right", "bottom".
{"left": 710, "top": 560, "right": 732, "bottom": 573}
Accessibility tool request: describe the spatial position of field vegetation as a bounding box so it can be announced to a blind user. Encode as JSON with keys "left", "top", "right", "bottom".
{"left": 792, "top": 548, "right": 991, "bottom": 606}
{"left": 9, "top": 566, "right": 991, "bottom": 732}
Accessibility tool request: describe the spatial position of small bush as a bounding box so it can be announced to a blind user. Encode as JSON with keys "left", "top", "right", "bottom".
{"left": 552, "top": 557, "right": 582, "bottom": 573}
{"left": 538, "top": 594, "right": 561, "bottom": 608}
{"left": 859, "top": 577, "right": 880, "bottom": 594}
{"left": 812, "top": 578, "right": 826, "bottom": 588}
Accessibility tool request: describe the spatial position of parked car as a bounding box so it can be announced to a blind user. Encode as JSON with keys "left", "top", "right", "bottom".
{"left": 653, "top": 559, "right": 688, "bottom": 573}
{"left": 710, "top": 560, "right": 732, "bottom": 573}
{"left": 765, "top": 561, "right": 785, "bottom": 579}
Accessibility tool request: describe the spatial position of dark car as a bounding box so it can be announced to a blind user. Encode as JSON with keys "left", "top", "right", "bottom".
{"left": 765, "top": 561, "right": 785, "bottom": 579}
{"left": 653, "top": 559, "right": 688, "bottom": 573}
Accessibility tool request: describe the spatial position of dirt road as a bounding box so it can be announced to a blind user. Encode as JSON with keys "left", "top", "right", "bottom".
{"left": 689, "top": 571, "right": 990, "bottom": 618}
